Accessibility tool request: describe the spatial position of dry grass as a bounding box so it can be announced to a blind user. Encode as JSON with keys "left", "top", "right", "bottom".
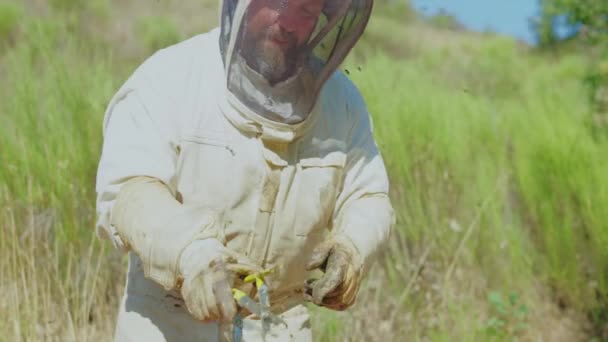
{"left": 312, "top": 251, "right": 589, "bottom": 341}
{"left": 0, "top": 205, "right": 123, "bottom": 341}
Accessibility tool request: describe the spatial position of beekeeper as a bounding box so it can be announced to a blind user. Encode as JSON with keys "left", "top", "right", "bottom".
{"left": 95, "top": 0, "right": 394, "bottom": 339}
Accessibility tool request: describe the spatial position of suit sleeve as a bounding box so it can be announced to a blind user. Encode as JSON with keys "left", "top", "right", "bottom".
{"left": 332, "top": 83, "right": 395, "bottom": 274}
{"left": 95, "top": 60, "right": 221, "bottom": 290}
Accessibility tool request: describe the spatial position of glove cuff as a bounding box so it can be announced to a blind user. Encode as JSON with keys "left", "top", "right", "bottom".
{"left": 333, "top": 234, "right": 364, "bottom": 273}
{"left": 177, "top": 238, "right": 228, "bottom": 284}
{"left": 111, "top": 177, "right": 226, "bottom": 291}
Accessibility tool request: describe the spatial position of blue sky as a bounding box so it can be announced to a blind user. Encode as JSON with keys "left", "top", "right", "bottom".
{"left": 410, "top": 0, "right": 542, "bottom": 44}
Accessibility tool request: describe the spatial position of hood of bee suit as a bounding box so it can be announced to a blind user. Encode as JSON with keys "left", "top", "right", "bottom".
{"left": 217, "top": 0, "right": 373, "bottom": 142}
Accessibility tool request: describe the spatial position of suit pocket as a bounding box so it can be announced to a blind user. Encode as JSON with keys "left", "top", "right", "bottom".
{"left": 176, "top": 130, "right": 239, "bottom": 207}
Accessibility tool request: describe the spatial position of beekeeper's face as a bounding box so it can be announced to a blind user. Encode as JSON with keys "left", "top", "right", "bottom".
{"left": 240, "top": 0, "right": 325, "bottom": 83}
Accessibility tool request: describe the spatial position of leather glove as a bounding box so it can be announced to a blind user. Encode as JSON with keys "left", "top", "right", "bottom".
{"left": 305, "top": 236, "right": 362, "bottom": 311}
{"left": 178, "top": 239, "right": 261, "bottom": 322}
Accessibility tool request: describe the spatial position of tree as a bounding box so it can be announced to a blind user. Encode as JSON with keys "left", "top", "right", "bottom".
{"left": 537, "top": 0, "right": 608, "bottom": 135}
{"left": 545, "top": 0, "right": 607, "bottom": 44}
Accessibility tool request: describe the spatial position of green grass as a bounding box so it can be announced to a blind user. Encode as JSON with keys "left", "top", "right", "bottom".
{"left": 337, "top": 20, "right": 600, "bottom": 337}
{"left": 136, "top": 15, "right": 183, "bottom": 52}
{"left": 0, "top": 8, "right": 121, "bottom": 340}
{"left": 0, "top": 1, "right": 23, "bottom": 44}
{"left": 0, "top": 2, "right": 606, "bottom": 341}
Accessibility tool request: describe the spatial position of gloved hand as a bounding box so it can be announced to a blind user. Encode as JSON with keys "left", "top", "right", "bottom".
{"left": 305, "top": 236, "right": 362, "bottom": 311}
{"left": 178, "top": 238, "right": 261, "bottom": 322}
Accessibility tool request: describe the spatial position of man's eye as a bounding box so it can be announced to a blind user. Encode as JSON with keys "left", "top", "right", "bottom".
{"left": 301, "top": 9, "right": 315, "bottom": 19}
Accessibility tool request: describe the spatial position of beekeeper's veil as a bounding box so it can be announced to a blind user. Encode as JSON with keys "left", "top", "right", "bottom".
{"left": 219, "top": 0, "right": 372, "bottom": 123}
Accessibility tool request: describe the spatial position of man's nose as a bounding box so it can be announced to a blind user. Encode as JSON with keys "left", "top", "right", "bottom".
{"left": 277, "top": 10, "right": 299, "bottom": 33}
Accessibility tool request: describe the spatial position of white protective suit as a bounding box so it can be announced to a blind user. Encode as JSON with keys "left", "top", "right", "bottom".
{"left": 96, "top": 25, "right": 394, "bottom": 342}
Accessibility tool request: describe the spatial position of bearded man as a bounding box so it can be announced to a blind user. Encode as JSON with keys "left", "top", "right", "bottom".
{"left": 95, "top": 0, "right": 394, "bottom": 340}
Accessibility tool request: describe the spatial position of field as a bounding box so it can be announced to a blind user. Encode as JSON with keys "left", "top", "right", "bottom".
{"left": 1, "top": 0, "right": 606, "bottom": 340}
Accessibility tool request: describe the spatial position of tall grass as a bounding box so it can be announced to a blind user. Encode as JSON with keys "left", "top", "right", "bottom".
{"left": 0, "top": 1, "right": 23, "bottom": 44}
{"left": 1, "top": 2, "right": 606, "bottom": 341}
{"left": 0, "top": 12, "right": 123, "bottom": 341}
{"left": 312, "top": 23, "right": 599, "bottom": 339}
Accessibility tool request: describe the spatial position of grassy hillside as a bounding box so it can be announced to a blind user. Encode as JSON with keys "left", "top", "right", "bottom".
{"left": 1, "top": 1, "right": 605, "bottom": 340}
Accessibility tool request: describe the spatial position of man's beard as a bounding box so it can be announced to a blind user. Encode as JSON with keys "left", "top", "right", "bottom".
{"left": 245, "top": 28, "right": 299, "bottom": 84}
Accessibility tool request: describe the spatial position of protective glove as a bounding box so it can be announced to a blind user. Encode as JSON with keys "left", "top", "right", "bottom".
{"left": 305, "top": 236, "right": 362, "bottom": 311}
{"left": 178, "top": 238, "right": 261, "bottom": 322}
